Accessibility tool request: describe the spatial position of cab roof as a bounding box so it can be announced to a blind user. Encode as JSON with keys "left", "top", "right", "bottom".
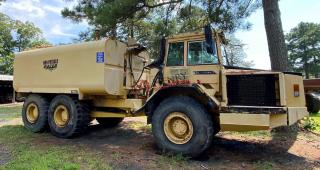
{"left": 165, "top": 30, "right": 223, "bottom": 43}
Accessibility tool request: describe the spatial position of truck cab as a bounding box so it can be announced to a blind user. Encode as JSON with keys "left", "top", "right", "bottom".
{"left": 146, "top": 29, "right": 308, "bottom": 131}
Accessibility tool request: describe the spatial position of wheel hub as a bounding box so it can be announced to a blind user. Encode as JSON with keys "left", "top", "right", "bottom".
{"left": 54, "top": 105, "right": 69, "bottom": 127}
{"left": 164, "top": 112, "right": 193, "bottom": 144}
{"left": 26, "top": 103, "right": 39, "bottom": 123}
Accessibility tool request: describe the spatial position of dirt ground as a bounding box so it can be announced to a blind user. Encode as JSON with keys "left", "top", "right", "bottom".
{"left": 0, "top": 108, "right": 319, "bottom": 169}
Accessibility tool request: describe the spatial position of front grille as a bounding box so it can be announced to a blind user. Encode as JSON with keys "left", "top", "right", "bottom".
{"left": 227, "top": 74, "right": 279, "bottom": 106}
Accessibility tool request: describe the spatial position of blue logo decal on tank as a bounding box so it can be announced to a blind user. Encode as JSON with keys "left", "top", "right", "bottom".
{"left": 96, "top": 52, "right": 104, "bottom": 63}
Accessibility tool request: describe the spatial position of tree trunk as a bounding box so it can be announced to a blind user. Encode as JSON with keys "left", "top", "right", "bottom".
{"left": 110, "top": 26, "right": 117, "bottom": 39}
{"left": 304, "top": 49, "right": 310, "bottom": 79}
{"left": 304, "top": 62, "right": 310, "bottom": 79}
{"left": 262, "top": 0, "right": 288, "bottom": 71}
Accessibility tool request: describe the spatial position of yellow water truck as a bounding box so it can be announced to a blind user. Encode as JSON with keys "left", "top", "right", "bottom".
{"left": 14, "top": 27, "right": 308, "bottom": 157}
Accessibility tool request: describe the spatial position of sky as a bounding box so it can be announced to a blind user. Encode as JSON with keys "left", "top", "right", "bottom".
{"left": 0, "top": 0, "right": 319, "bottom": 69}
{"left": 236, "top": 0, "right": 320, "bottom": 69}
{"left": 0, "top": 0, "right": 89, "bottom": 44}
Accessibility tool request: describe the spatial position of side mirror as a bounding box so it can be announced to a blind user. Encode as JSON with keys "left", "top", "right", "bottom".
{"left": 204, "top": 25, "right": 216, "bottom": 55}
{"left": 145, "top": 37, "right": 166, "bottom": 69}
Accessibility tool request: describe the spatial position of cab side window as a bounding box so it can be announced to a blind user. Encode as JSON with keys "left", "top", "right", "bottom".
{"left": 188, "top": 41, "right": 218, "bottom": 65}
{"left": 167, "top": 42, "right": 184, "bottom": 66}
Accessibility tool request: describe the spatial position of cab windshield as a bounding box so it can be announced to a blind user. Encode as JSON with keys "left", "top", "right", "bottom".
{"left": 188, "top": 41, "right": 218, "bottom": 65}
{"left": 166, "top": 40, "right": 218, "bottom": 66}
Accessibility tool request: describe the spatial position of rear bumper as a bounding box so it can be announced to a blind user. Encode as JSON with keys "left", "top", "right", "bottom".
{"left": 220, "top": 106, "right": 309, "bottom": 131}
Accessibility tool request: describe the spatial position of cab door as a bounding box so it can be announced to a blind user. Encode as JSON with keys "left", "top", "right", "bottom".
{"left": 186, "top": 40, "right": 221, "bottom": 91}
{"left": 163, "top": 39, "right": 221, "bottom": 96}
{"left": 163, "top": 41, "right": 187, "bottom": 83}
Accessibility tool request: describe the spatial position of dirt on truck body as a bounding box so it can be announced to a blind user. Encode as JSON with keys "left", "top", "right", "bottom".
{"left": 13, "top": 26, "right": 309, "bottom": 157}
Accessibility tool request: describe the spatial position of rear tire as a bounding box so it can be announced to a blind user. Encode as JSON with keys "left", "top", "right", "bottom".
{"left": 152, "top": 96, "right": 214, "bottom": 158}
{"left": 306, "top": 93, "right": 320, "bottom": 113}
{"left": 96, "top": 118, "right": 124, "bottom": 128}
{"left": 22, "top": 94, "right": 49, "bottom": 132}
{"left": 48, "top": 95, "right": 90, "bottom": 138}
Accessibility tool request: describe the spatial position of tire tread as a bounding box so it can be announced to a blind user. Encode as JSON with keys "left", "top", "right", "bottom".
{"left": 48, "top": 95, "right": 90, "bottom": 138}
{"left": 152, "top": 96, "right": 214, "bottom": 157}
{"left": 22, "top": 94, "right": 49, "bottom": 132}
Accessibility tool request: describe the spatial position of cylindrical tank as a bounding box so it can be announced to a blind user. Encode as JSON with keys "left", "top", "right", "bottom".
{"left": 14, "top": 39, "right": 147, "bottom": 97}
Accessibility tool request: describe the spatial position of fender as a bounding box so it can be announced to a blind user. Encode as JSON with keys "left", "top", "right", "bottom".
{"left": 134, "top": 84, "right": 220, "bottom": 123}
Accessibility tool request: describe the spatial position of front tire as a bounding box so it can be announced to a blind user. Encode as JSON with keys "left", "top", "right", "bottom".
{"left": 152, "top": 96, "right": 214, "bottom": 158}
{"left": 22, "top": 94, "right": 49, "bottom": 132}
{"left": 48, "top": 95, "right": 90, "bottom": 138}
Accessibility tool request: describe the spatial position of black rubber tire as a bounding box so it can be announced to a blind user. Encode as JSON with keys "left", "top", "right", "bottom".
{"left": 22, "top": 94, "right": 49, "bottom": 133}
{"left": 96, "top": 118, "right": 124, "bottom": 128}
{"left": 212, "top": 115, "right": 221, "bottom": 135}
{"left": 48, "top": 95, "right": 90, "bottom": 138}
{"left": 152, "top": 96, "right": 214, "bottom": 158}
{"left": 306, "top": 93, "right": 320, "bottom": 113}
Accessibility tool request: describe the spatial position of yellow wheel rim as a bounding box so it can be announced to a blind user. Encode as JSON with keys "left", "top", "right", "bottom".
{"left": 163, "top": 112, "right": 194, "bottom": 145}
{"left": 26, "top": 103, "right": 39, "bottom": 124}
{"left": 54, "top": 105, "right": 69, "bottom": 127}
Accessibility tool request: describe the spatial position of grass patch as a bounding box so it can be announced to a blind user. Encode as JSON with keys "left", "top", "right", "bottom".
{"left": 2, "top": 145, "right": 81, "bottom": 170}
{"left": 111, "top": 151, "right": 121, "bottom": 161}
{"left": 157, "top": 154, "right": 188, "bottom": 169}
{"left": 308, "top": 112, "right": 320, "bottom": 133}
{"left": 0, "top": 125, "right": 112, "bottom": 170}
{"left": 229, "top": 131, "right": 271, "bottom": 137}
{"left": 127, "top": 121, "right": 151, "bottom": 133}
{"left": 253, "top": 161, "right": 275, "bottom": 170}
{"left": 0, "top": 105, "right": 22, "bottom": 120}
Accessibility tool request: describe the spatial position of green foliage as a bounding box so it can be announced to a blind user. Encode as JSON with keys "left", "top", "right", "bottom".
{"left": 0, "top": 13, "right": 49, "bottom": 75}
{"left": 62, "top": 0, "right": 172, "bottom": 37}
{"left": 0, "top": 13, "right": 15, "bottom": 57}
{"left": 304, "top": 112, "right": 320, "bottom": 132}
{"left": 0, "top": 53, "right": 14, "bottom": 75}
{"left": 63, "top": 0, "right": 261, "bottom": 34}
{"left": 27, "top": 39, "right": 51, "bottom": 49}
{"left": 63, "top": 0, "right": 261, "bottom": 59}
{"left": 286, "top": 22, "right": 320, "bottom": 78}
{"left": 14, "top": 21, "right": 42, "bottom": 52}
{"left": 303, "top": 117, "right": 319, "bottom": 131}
{"left": 73, "top": 29, "right": 95, "bottom": 42}
{"left": 176, "top": 5, "right": 206, "bottom": 33}
{"left": 204, "top": 0, "right": 261, "bottom": 32}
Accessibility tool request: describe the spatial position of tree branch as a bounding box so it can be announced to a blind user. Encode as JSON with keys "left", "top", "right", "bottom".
{"left": 144, "top": 0, "right": 183, "bottom": 9}
{"left": 238, "top": 0, "right": 254, "bottom": 18}
{"left": 217, "top": 0, "right": 225, "bottom": 10}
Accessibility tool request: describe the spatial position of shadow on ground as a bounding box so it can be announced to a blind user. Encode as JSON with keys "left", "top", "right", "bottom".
{"left": 38, "top": 121, "right": 318, "bottom": 169}
{"left": 1, "top": 121, "right": 319, "bottom": 169}
{"left": 205, "top": 134, "right": 310, "bottom": 169}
